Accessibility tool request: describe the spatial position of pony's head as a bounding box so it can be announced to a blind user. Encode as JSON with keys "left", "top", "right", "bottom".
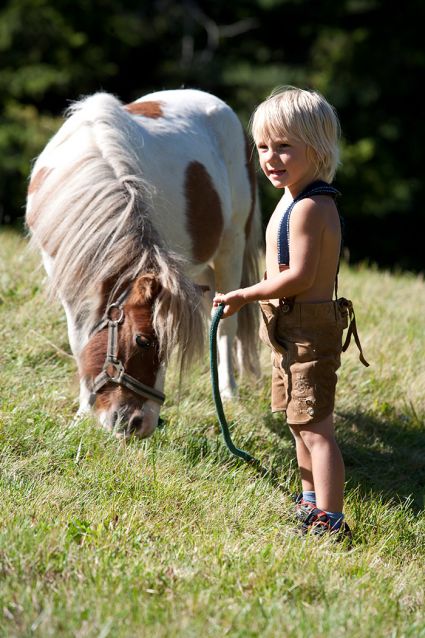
{"left": 80, "top": 273, "right": 165, "bottom": 438}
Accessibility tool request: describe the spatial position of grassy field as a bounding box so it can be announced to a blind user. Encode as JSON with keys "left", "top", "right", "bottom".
{"left": 1, "top": 226, "right": 424, "bottom": 638}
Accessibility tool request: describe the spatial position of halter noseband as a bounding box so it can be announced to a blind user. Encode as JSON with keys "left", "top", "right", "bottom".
{"left": 88, "top": 291, "right": 165, "bottom": 407}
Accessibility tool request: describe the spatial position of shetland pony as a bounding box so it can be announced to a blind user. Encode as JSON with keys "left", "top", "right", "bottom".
{"left": 26, "top": 88, "right": 262, "bottom": 438}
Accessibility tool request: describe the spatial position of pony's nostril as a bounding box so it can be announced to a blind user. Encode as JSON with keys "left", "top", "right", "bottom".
{"left": 128, "top": 414, "right": 144, "bottom": 433}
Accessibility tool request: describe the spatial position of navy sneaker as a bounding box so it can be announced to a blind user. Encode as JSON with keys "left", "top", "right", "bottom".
{"left": 299, "top": 507, "right": 352, "bottom": 543}
{"left": 292, "top": 493, "right": 316, "bottom": 523}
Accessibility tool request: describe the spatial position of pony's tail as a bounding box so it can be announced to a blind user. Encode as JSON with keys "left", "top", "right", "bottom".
{"left": 236, "top": 188, "right": 264, "bottom": 377}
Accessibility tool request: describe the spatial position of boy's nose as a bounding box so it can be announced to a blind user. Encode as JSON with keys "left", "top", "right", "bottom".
{"left": 265, "top": 148, "right": 278, "bottom": 160}
{"left": 266, "top": 152, "right": 280, "bottom": 165}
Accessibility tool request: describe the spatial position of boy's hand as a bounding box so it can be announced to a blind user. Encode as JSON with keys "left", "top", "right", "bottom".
{"left": 212, "top": 290, "right": 246, "bottom": 318}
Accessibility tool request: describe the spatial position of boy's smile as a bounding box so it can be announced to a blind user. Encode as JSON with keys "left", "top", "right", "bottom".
{"left": 268, "top": 168, "right": 286, "bottom": 178}
{"left": 256, "top": 136, "right": 316, "bottom": 195}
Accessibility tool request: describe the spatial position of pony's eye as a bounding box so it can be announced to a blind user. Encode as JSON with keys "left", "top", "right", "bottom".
{"left": 135, "top": 334, "right": 151, "bottom": 349}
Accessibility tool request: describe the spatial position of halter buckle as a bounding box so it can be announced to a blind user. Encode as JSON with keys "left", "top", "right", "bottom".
{"left": 103, "top": 360, "right": 124, "bottom": 382}
{"left": 106, "top": 303, "right": 124, "bottom": 324}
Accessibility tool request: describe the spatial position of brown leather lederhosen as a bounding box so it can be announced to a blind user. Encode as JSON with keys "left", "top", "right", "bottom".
{"left": 259, "top": 181, "right": 369, "bottom": 425}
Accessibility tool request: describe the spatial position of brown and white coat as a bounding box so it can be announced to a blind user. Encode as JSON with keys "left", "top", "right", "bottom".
{"left": 26, "top": 88, "right": 262, "bottom": 437}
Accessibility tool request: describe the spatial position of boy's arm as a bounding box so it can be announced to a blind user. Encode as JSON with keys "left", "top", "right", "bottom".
{"left": 213, "top": 199, "right": 323, "bottom": 317}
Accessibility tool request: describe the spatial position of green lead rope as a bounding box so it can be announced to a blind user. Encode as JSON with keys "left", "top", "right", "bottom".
{"left": 209, "top": 303, "right": 259, "bottom": 465}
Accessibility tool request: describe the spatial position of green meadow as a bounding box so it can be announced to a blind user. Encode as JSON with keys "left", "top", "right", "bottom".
{"left": 1, "top": 227, "right": 424, "bottom": 638}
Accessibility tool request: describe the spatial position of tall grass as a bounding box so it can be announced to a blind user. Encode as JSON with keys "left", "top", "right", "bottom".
{"left": 1, "top": 227, "right": 424, "bottom": 638}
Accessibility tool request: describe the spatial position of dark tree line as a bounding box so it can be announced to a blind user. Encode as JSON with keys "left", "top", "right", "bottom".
{"left": 0, "top": 0, "right": 423, "bottom": 271}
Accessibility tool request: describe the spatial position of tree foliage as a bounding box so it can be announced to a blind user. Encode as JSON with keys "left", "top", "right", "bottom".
{"left": 0, "top": 0, "right": 423, "bottom": 270}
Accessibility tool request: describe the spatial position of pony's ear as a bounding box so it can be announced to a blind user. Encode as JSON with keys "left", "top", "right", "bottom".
{"left": 135, "top": 273, "right": 162, "bottom": 302}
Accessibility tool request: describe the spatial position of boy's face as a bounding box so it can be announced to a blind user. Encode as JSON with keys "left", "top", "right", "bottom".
{"left": 255, "top": 134, "right": 315, "bottom": 191}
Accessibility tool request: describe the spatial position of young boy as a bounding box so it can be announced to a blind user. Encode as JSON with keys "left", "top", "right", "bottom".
{"left": 213, "top": 86, "right": 368, "bottom": 539}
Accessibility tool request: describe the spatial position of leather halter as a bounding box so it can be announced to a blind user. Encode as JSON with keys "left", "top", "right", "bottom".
{"left": 88, "top": 290, "right": 165, "bottom": 407}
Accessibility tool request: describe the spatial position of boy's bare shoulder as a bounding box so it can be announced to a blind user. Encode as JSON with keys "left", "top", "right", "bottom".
{"left": 291, "top": 195, "right": 339, "bottom": 232}
{"left": 296, "top": 193, "right": 338, "bottom": 214}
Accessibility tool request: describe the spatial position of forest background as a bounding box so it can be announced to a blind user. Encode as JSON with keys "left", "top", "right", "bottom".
{"left": 0, "top": 0, "right": 423, "bottom": 273}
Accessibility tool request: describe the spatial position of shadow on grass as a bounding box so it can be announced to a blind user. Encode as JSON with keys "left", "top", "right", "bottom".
{"left": 337, "top": 408, "right": 425, "bottom": 511}
{"left": 216, "top": 413, "right": 299, "bottom": 495}
{"left": 260, "top": 406, "right": 425, "bottom": 512}
{"left": 162, "top": 378, "right": 425, "bottom": 511}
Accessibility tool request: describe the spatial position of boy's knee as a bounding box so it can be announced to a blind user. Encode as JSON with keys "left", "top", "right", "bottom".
{"left": 297, "top": 415, "right": 335, "bottom": 449}
{"left": 299, "top": 429, "right": 319, "bottom": 451}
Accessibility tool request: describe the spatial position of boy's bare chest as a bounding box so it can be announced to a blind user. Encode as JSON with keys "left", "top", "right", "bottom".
{"left": 265, "top": 201, "right": 290, "bottom": 258}
{"left": 265, "top": 201, "right": 291, "bottom": 279}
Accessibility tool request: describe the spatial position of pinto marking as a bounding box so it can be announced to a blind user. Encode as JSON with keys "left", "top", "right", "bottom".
{"left": 185, "top": 160, "right": 224, "bottom": 263}
{"left": 124, "top": 101, "right": 164, "bottom": 118}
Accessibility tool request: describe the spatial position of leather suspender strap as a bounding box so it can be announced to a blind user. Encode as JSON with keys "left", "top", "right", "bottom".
{"left": 277, "top": 180, "right": 341, "bottom": 266}
{"left": 339, "top": 299, "right": 370, "bottom": 367}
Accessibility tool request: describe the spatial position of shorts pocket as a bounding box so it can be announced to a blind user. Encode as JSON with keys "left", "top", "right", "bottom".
{"left": 259, "top": 306, "right": 288, "bottom": 355}
{"left": 259, "top": 314, "right": 273, "bottom": 349}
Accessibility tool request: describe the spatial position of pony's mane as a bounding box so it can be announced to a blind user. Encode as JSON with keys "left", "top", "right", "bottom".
{"left": 28, "top": 92, "right": 205, "bottom": 368}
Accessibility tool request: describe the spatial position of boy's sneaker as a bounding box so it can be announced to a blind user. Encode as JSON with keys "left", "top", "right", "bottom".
{"left": 292, "top": 493, "right": 316, "bottom": 523}
{"left": 298, "top": 507, "right": 352, "bottom": 544}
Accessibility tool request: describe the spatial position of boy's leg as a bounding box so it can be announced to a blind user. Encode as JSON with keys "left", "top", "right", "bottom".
{"left": 294, "top": 413, "right": 345, "bottom": 513}
{"left": 289, "top": 425, "right": 314, "bottom": 491}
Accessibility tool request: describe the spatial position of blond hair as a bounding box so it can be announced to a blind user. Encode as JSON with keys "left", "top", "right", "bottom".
{"left": 250, "top": 85, "right": 341, "bottom": 182}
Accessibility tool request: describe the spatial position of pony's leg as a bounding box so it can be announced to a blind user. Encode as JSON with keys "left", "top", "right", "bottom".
{"left": 194, "top": 266, "right": 241, "bottom": 395}
{"left": 59, "top": 299, "right": 84, "bottom": 357}
{"left": 212, "top": 234, "right": 245, "bottom": 399}
{"left": 76, "top": 379, "right": 92, "bottom": 416}
{"left": 68, "top": 381, "right": 92, "bottom": 427}
{"left": 41, "top": 249, "right": 54, "bottom": 279}
{"left": 41, "top": 250, "right": 90, "bottom": 423}
{"left": 217, "top": 322, "right": 238, "bottom": 399}
{"left": 42, "top": 251, "right": 83, "bottom": 357}
{"left": 194, "top": 265, "right": 215, "bottom": 313}
{"left": 60, "top": 302, "right": 94, "bottom": 421}
{"left": 59, "top": 302, "right": 95, "bottom": 420}
{"left": 41, "top": 250, "right": 82, "bottom": 357}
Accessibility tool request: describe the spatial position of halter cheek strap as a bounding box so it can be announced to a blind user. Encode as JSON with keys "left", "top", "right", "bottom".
{"left": 339, "top": 298, "right": 370, "bottom": 367}
{"left": 88, "top": 295, "right": 165, "bottom": 407}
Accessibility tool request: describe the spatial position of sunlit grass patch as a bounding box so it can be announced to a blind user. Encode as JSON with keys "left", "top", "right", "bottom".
{"left": 1, "top": 229, "right": 424, "bottom": 637}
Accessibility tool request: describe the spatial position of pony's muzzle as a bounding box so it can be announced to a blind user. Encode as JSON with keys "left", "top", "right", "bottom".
{"left": 105, "top": 404, "right": 158, "bottom": 439}
{"left": 127, "top": 409, "right": 156, "bottom": 438}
